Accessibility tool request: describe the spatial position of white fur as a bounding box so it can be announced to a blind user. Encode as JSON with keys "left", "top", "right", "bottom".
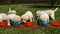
{"left": 7, "top": 8, "right": 21, "bottom": 25}
{"left": 45, "top": 7, "right": 59, "bottom": 20}
{"left": 0, "top": 13, "right": 7, "bottom": 21}
{"left": 36, "top": 7, "right": 59, "bottom": 21}
{"left": 36, "top": 11, "right": 49, "bottom": 22}
{"left": 0, "top": 13, "right": 8, "bottom": 25}
{"left": 36, "top": 11, "right": 41, "bottom": 17}
{"left": 8, "top": 14, "right": 16, "bottom": 20}
{"left": 8, "top": 14, "right": 21, "bottom": 25}
{"left": 11, "top": 15, "right": 21, "bottom": 22}
{"left": 21, "top": 11, "right": 34, "bottom": 22}
{"left": 8, "top": 8, "right": 16, "bottom": 14}
{"left": 0, "top": 15, "right": 3, "bottom": 22}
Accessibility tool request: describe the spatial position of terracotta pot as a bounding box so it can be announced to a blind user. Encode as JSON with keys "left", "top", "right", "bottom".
{"left": 24, "top": 22, "right": 35, "bottom": 27}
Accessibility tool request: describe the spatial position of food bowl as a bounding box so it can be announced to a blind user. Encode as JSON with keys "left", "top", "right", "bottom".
{"left": 10, "top": 22, "right": 21, "bottom": 26}
{"left": 38, "top": 21, "right": 48, "bottom": 26}
{"left": 52, "top": 21, "right": 60, "bottom": 26}
{"left": 24, "top": 22, "right": 35, "bottom": 27}
{"left": 0, "top": 22, "right": 8, "bottom": 27}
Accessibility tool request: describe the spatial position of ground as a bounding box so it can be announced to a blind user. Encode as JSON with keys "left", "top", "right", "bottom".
{"left": 0, "top": 4, "right": 60, "bottom": 34}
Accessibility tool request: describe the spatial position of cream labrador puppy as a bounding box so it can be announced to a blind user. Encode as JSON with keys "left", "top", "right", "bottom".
{"left": 7, "top": 8, "right": 21, "bottom": 26}
{"left": 0, "top": 13, "right": 8, "bottom": 22}
{"left": 36, "top": 11, "right": 49, "bottom": 22}
{"left": 21, "top": 11, "right": 34, "bottom": 23}
{"left": 36, "top": 7, "right": 59, "bottom": 21}
{"left": 39, "top": 11, "right": 49, "bottom": 22}
{"left": 45, "top": 7, "right": 59, "bottom": 20}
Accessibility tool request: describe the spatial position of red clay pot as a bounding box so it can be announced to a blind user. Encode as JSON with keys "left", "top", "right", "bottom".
{"left": 0, "top": 22, "right": 8, "bottom": 27}
{"left": 52, "top": 21, "right": 60, "bottom": 26}
{"left": 24, "top": 22, "right": 35, "bottom": 27}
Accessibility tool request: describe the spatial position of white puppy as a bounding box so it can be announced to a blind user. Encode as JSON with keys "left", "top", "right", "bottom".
{"left": 21, "top": 11, "right": 34, "bottom": 23}
{"left": 36, "top": 11, "right": 49, "bottom": 22}
{"left": 36, "top": 7, "right": 59, "bottom": 21}
{"left": 7, "top": 8, "right": 21, "bottom": 26}
{"left": 45, "top": 7, "right": 59, "bottom": 20}
{"left": 40, "top": 11, "right": 49, "bottom": 22}
{"left": 0, "top": 13, "right": 8, "bottom": 22}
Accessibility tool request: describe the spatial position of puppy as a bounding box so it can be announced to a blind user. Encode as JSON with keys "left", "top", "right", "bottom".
{"left": 0, "top": 13, "right": 8, "bottom": 22}
{"left": 37, "top": 11, "right": 49, "bottom": 26}
{"left": 45, "top": 7, "right": 59, "bottom": 20}
{"left": 36, "top": 7, "right": 59, "bottom": 21}
{"left": 36, "top": 11, "right": 49, "bottom": 21}
{"left": 21, "top": 11, "right": 34, "bottom": 23}
{"left": 7, "top": 8, "right": 21, "bottom": 26}
{"left": 8, "top": 15, "right": 21, "bottom": 26}
{"left": 36, "top": 11, "right": 49, "bottom": 26}
{"left": 39, "top": 11, "right": 49, "bottom": 22}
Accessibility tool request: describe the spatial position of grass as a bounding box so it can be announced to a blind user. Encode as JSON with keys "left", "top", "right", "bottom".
{"left": 0, "top": 4, "right": 60, "bottom": 34}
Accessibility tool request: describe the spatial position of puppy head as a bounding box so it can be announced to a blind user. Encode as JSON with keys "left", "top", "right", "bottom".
{"left": 8, "top": 10, "right": 16, "bottom": 14}
{"left": 36, "top": 10, "right": 40, "bottom": 16}
{"left": 21, "top": 14, "right": 29, "bottom": 22}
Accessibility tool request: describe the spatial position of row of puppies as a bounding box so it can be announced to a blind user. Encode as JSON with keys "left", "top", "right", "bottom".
{"left": 0, "top": 7, "right": 59, "bottom": 26}
{"left": 0, "top": 8, "right": 21, "bottom": 26}
{"left": 0, "top": 8, "right": 34, "bottom": 26}
{"left": 21, "top": 7, "right": 59, "bottom": 24}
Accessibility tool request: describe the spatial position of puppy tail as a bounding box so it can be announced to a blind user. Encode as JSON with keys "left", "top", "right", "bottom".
{"left": 9, "top": 8, "right": 11, "bottom": 12}
{"left": 54, "top": 7, "right": 59, "bottom": 12}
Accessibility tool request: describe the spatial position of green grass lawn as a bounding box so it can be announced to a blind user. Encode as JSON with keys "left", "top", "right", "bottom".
{"left": 0, "top": 4, "right": 60, "bottom": 34}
